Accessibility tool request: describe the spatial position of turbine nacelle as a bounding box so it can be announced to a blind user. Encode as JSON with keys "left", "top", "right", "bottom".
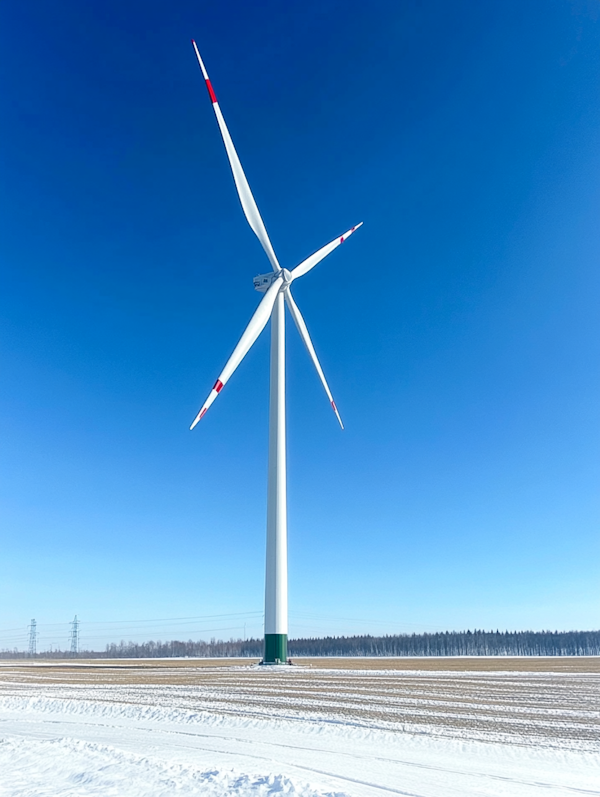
{"left": 254, "top": 268, "right": 293, "bottom": 293}
{"left": 253, "top": 272, "right": 279, "bottom": 293}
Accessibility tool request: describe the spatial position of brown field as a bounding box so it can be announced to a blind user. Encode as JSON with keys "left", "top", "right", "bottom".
{"left": 1, "top": 654, "right": 599, "bottom": 675}
{"left": 1, "top": 657, "right": 598, "bottom": 750}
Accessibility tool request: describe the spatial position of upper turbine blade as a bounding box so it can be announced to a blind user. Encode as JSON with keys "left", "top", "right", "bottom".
{"left": 291, "top": 222, "right": 363, "bottom": 281}
{"left": 192, "top": 40, "right": 280, "bottom": 273}
{"left": 285, "top": 289, "right": 344, "bottom": 429}
{"left": 190, "top": 276, "right": 283, "bottom": 429}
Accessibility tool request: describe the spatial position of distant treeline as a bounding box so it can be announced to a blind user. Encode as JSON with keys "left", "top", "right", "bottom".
{"left": 3, "top": 629, "right": 598, "bottom": 658}
{"left": 287, "top": 629, "right": 600, "bottom": 657}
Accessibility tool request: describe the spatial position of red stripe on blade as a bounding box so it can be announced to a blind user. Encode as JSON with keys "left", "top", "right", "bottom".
{"left": 331, "top": 401, "right": 337, "bottom": 412}
{"left": 199, "top": 408, "right": 207, "bottom": 420}
{"left": 214, "top": 379, "right": 224, "bottom": 393}
{"left": 206, "top": 79, "right": 217, "bottom": 103}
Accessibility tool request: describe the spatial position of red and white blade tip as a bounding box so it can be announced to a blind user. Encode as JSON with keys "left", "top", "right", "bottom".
{"left": 190, "top": 408, "right": 206, "bottom": 430}
{"left": 191, "top": 41, "right": 218, "bottom": 103}
{"left": 331, "top": 400, "right": 344, "bottom": 430}
{"left": 190, "top": 379, "right": 224, "bottom": 429}
{"left": 340, "top": 221, "right": 363, "bottom": 244}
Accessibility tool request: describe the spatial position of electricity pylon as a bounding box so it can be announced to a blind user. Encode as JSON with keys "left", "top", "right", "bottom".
{"left": 28, "top": 619, "right": 37, "bottom": 657}
{"left": 69, "top": 615, "right": 79, "bottom": 656}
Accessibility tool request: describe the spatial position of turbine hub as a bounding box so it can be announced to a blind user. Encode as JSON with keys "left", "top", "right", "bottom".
{"left": 282, "top": 268, "right": 292, "bottom": 284}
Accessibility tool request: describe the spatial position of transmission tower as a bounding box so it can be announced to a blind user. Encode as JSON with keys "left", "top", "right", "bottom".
{"left": 28, "top": 619, "right": 37, "bottom": 657}
{"left": 69, "top": 615, "right": 79, "bottom": 656}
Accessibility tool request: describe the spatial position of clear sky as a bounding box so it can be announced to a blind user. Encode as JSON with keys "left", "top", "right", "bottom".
{"left": 1, "top": 1, "right": 598, "bottom": 653}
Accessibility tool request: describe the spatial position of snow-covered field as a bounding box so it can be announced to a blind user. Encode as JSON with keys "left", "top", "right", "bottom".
{"left": 0, "top": 658, "right": 598, "bottom": 797}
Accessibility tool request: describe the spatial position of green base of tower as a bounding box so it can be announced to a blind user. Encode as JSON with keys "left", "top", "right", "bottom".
{"left": 262, "top": 633, "right": 288, "bottom": 664}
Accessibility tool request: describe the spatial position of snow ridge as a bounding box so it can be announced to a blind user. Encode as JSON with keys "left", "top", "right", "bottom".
{"left": 0, "top": 736, "right": 351, "bottom": 797}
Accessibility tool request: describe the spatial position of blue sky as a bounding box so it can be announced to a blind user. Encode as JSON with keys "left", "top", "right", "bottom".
{"left": 1, "top": 0, "right": 599, "bottom": 652}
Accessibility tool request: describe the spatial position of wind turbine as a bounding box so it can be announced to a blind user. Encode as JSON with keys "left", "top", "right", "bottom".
{"left": 190, "top": 41, "right": 362, "bottom": 664}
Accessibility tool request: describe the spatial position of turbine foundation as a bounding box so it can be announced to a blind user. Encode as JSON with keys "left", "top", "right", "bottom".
{"left": 262, "top": 633, "right": 288, "bottom": 665}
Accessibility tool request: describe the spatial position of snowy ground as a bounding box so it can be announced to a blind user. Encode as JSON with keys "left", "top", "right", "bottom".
{"left": 0, "top": 658, "right": 598, "bottom": 797}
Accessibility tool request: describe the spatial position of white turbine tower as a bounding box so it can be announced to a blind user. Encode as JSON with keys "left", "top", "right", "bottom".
{"left": 190, "top": 41, "right": 362, "bottom": 664}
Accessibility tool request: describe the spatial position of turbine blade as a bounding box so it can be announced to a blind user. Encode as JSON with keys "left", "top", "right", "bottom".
{"left": 192, "top": 40, "right": 280, "bottom": 273}
{"left": 291, "top": 222, "right": 363, "bottom": 281}
{"left": 191, "top": 276, "right": 283, "bottom": 428}
{"left": 285, "top": 289, "right": 344, "bottom": 429}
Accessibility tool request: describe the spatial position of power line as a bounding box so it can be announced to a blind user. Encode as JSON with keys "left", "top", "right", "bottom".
{"left": 0, "top": 611, "right": 263, "bottom": 637}
{"left": 83, "top": 624, "right": 250, "bottom": 643}
{"left": 0, "top": 626, "right": 35, "bottom": 634}
{"left": 81, "top": 611, "right": 263, "bottom": 626}
{"left": 0, "top": 611, "right": 266, "bottom": 649}
{"left": 289, "top": 611, "right": 450, "bottom": 632}
{"left": 3, "top": 611, "right": 451, "bottom": 654}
